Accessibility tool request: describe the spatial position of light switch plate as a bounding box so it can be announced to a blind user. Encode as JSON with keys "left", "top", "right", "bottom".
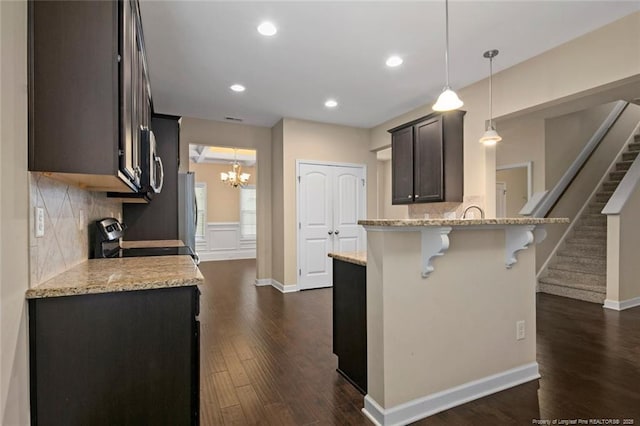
{"left": 516, "top": 320, "right": 525, "bottom": 340}
{"left": 35, "top": 207, "right": 45, "bottom": 237}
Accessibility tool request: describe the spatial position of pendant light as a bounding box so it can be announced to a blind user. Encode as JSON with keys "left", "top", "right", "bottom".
{"left": 479, "top": 49, "right": 502, "bottom": 146}
{"left": 432, "top": 0, "right": 463, "bottom": 112}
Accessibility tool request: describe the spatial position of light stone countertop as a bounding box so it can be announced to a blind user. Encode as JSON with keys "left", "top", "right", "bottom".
{"left": 26, "top": 255, "right": 203, "bottom": 299}
{"left": 120, "top": 240, "right": 185, "bottom": 248}
{"left": 328, "top": 251, "right": 367, "bottom": 266}
{"left": 359, "top": 218, "right": 569, "bottom": 227}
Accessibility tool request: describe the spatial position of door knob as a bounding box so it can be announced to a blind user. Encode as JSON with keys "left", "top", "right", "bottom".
{"left": 328, "top": 230, "right": 333, "bottom": 235}
{"left": 334, "top": 230, "right": 340, "bottom": 235}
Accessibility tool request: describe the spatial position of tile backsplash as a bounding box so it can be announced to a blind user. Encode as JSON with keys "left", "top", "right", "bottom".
{"left": 408, "top": 195, "right": 485, "bottom": 219}
{"left": 29, "top": 173, "right": 122, "bottom": 286}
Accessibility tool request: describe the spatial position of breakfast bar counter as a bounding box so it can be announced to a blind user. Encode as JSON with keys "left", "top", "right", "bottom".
{"left": 357, "top": 217, "right": 568, "bottom": 425}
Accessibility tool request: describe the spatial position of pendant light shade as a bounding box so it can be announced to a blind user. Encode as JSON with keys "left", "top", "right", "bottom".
{"left": 479, "top": 127, "right": 502, "bottom": 146}
{"left": 433, "top": 88, "right": 464, "bottom": 111}
{"left": 480, "top": 49, "right": 501, "bottom": 146}
{"left": 432, "top": 0, "right": 463, "bottom": 112}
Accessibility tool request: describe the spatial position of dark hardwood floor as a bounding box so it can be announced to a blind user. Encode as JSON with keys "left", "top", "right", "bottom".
{"left": 198, "top": 259, "right": 640, "bottom": 425}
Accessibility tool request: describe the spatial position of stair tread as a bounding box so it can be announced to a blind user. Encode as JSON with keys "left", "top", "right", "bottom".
{"left": 549, "top": 262, "right": 606, "bottom": 275}
{"left": 558, "top": 248, "right": 605, "bottom": 258}
{"left": 538, "top": 276, "right": 606, "bottom": 293}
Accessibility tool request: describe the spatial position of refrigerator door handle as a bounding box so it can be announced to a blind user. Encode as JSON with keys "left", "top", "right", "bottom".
{"left": 193, "top": 187, "right": 198, "bottom": 229}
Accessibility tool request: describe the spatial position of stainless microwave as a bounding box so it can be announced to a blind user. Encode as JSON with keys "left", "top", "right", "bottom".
{"left": 141, "top": 126, "right": 163, "bottom": 194}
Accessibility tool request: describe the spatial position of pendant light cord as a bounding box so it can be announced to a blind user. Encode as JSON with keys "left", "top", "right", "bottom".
{"left": 489, "top": 56, "right": 493, "bottom": 128}
{"left": 444, "top": 0, "right": 450, "bottom": 88}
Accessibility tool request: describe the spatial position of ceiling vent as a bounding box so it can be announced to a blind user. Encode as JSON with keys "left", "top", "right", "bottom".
{"left": 225, "top": 116, "right": 243, "bottom": 122}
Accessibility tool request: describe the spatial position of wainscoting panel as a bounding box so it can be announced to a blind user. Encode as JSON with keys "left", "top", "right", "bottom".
{"left": 197, "top": 222, "right": 256, "bottom": 262}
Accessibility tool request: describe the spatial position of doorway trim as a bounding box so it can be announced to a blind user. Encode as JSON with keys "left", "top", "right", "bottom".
{"left": 496, "top": 161, "right": 533, "bottom": 200}
{"left": 296, "top": 159, "right": 367, "bottom": 290}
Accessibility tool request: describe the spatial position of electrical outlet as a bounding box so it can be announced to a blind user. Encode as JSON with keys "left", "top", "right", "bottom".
{"left": 444, "top": 211, "right": 456, "bottom": 219}
{"left": 35, "top": 207, "right": 45, "bottom": 238}
{"left": 516, "top": 320, "right": 525, "bottom": 340}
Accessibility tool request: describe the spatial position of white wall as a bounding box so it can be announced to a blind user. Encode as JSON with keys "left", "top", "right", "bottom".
{"left": 0, "top": 0, "right": 30, "bottom": 423}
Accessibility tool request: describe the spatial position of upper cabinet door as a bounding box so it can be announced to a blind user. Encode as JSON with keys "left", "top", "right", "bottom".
{"left": 391, "top": 126, "right": 415, "bottom": 204}
{"left": 414, "top": 117, "right": 444, "bottom": 202}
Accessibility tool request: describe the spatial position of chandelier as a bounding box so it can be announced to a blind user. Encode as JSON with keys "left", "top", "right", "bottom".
{"left": 220, "top": 151, "right": 250, "bottom": 187}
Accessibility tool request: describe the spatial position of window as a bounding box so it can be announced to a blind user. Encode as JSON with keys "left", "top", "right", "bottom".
{"left": 195, "top": 182, "right": 207, "bottom": 241}
{"left": 240, "top": 185, "right": 256, "bottom": 239}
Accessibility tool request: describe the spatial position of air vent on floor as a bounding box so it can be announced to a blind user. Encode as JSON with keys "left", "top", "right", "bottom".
{"left": 225, "top": 116, "right": 243, "bottom": 122}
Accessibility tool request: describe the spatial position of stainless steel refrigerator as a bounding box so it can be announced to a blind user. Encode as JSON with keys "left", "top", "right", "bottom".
{"left": 178, "top": 172, "right": 197, "bottom": 255}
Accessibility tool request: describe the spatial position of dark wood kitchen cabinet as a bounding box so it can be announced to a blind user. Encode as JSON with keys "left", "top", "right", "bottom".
{"left": 389, "top": 110, "right": 465, "bottom": 204}
{"left": 333, "top": 259, "right": 367, "bottom": 394}
{"left": 29, "top": 286, "right": 200, "bottom": 426}
{"left": 28, "top": 0, "right": 152, "bottom": 193}
{"left": 122, "top": 114, "right": 180, "bottom": 240}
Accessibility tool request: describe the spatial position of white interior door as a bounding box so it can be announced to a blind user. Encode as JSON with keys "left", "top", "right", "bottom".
{"left": 298, "top": 162, "right": 366, "bottom": 290}
{"left": 299, "top": 164, "right": 334, "bottom": 290}
{"left": 333, "top": 166, "right": 365, "bottom": 253}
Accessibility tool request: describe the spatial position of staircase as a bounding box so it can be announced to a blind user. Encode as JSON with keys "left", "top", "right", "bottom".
{"left": 538, "top": 134, "right": 640, "bottom": 303}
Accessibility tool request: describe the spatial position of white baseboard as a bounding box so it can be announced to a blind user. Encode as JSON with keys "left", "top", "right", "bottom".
{"left": 362, "top": 362, "right": 540, "bottom": 426}
{"left": 253, "top": 278, "right": 299, "bottom": 293}
{"left": 198, "top": 249, "right": 256, "bottom": 262}
{"left": 603, "top": 296, "right": 640, "bottom": 311}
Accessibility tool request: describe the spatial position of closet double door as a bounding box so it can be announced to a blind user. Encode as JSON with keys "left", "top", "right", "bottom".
{"left": 298, "top": 162, "right": 366, "bottom": 290}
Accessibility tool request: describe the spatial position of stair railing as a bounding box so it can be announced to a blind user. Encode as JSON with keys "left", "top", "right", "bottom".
{"left": 523, "top": 101, "right": 629, "bottom": 218}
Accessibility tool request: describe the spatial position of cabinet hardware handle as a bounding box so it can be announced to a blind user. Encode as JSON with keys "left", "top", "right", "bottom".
{"left": 334, "top": 230, "right": 340, "bottom": 235}
{"left": 408, "top": 195, "right": 412, "bottom": 199}
{"left": 415, "top": 194, "right": 419, "bottom": 197}
{"left": 328, "top": 230, "right": 333, "bottom": 235}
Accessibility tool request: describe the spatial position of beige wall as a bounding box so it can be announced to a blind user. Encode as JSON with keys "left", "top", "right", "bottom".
{"left": 180, "top": 118, "right": 272, "bottom": 279}
{"left": 496, "top": 117, "right": 545, "bottom": 196}
{"left": 545, "top": 102, "right": 617, "bottom": 188}
{"left": 189, "top": 162, "right": 256, "bottom": 223}
{"left": 277, "top": 118, "right": 377, "bottom": 286}
{"left": 371, "top": 12, "right": 640, "bottom": 219}
{"left": 271, "top": 120, "right": 285, "bottom": 284}
{"left": 366, "top": 228, "right": 537, "bottom": 408}
{"left": 496, "top": 168, "right": 528, "bottom": 217}
{"left": 1, "top": 0, "right": 30, "bottom": 422}
{"left": 378, "top": 160, "right": 409, "bottom": 220}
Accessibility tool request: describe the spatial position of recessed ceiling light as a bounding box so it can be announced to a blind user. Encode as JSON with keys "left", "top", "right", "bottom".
{"left": 386, "top": 56, "right": 403, "bottom": 67}
{"left": 257, "top": 21, "right": 277, "bottom": 36}
{"left": 324, "top": 99, "right": 338, "bottom": 108}
{"left": 230, "top": 84, "right": 246, "bottom": 92}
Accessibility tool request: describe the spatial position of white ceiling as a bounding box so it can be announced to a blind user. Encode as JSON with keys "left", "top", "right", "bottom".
{"left": 139, "top": 1, "right": 640, "bottom": 129}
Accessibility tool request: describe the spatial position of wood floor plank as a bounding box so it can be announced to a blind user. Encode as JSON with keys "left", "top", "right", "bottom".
{"left": 212, "top": 371, "right": 240, "bottom": 409}
{"left": 220, "top": 404, "right": 247, "bottom": 425}
{"left": 198, "top": 260, "right": 640, "bottom": 425}
{"left": 235, "top": 384, "right": 267, "bottom": 425}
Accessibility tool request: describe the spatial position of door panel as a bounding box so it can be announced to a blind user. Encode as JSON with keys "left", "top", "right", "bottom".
{"left": 333, "top": 166, "right": 365, "bottom": 257}
{"left": 414, "top": 117, "right": 443, "bottom": 202}
{"left": 391, "top": 126, "right": 414, "bottom": 204}
{"left": 298, "top": 163, "right": 366, "bottom": 290}
{"left": 298, "top": 165, "right": 333, "bottom": 289}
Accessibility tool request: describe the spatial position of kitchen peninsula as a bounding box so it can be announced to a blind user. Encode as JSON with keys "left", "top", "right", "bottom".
{"left": 26, "top": 255, "right": 203, "bottom": 425}
{"left": 333, "top": 217, "right": 568, "bottom": 426}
